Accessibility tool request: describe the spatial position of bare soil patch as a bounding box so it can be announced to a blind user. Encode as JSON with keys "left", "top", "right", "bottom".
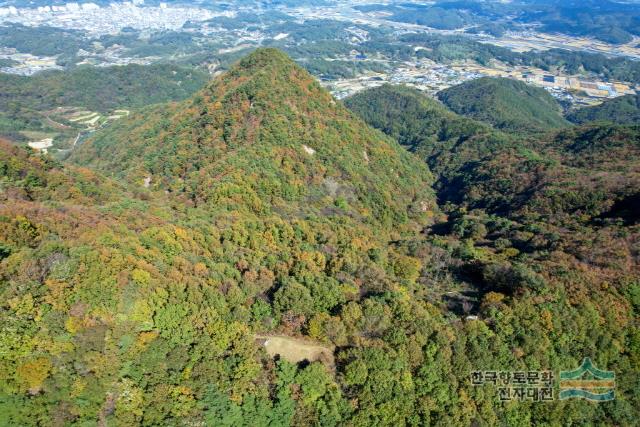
{"left": 255, "top": 334, "right": 335, "bottom": 368}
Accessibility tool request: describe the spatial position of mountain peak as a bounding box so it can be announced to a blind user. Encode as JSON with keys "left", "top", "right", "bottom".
{"left": 72, "top": 49, "right": 435, "bottom": 226}
{"left": 199, "top": 47, "right": 334, "bottom": 117}
{"left": 234, "top": 47, "right": 295, "bottom": 71}
{"left": 215, "top": 47, "right": 303, "bottom": 91}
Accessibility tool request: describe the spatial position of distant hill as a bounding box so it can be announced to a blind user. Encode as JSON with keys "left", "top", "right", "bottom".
{"left": 347, "top": 84, "right": 639, "bottom": 224}
{"left": 345, "top": 84, "right": 492, "bottom": 153}
{"left": 0, "top": 63, "right": 209, "bottom": 141}
{"left": 345, "top": 84, "right": 512, "bottom": 194}
{"left": 567, "top": 94, "right": 640, "bottom": 125}
{"left": 437, "top": 77, "right": 569, "bottom": 132}
{"left": 0, "top": 63, "right": 209, "bottom": 113}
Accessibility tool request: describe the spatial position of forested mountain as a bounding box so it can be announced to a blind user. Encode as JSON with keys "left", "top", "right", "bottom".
{"left": 348, "top": 83, "right": 640, "bottom": 225}
{"left": 450, "top": 124, "right": 640, "bottom": 222}
{"left": 0, "top": 64, "right": 209, "bottom": 113}
{"left": 1, "top": 49, "right": 638, "bottom": 426}
{"left": 346, "top": 83, "right": 639, "bottom": 423}
{"left": 344, "top": 85, "right": 498, "bottom": 154}
{"left": 71, "top": 49, "right": 435, "bottom": 225}
{"left": 0, "top": 64, "right": 209, "bottom": 141}
{"left": 437, "top": 77, "right": 570, "bottom": 133}
{"left": 567, "top": 93, "right": 640, "bottom": 125}
{"left": 344, "top": 84, "right": 512, "bottom": 190}
{"left": 1, "top": 48, "right": 436, "bottom": 425}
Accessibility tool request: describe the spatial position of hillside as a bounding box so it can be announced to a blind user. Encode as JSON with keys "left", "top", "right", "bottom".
{"left": 344, "top": 84, "right": 497, "bottom": 153}
{"left": 347, "top": 84, "right": 640, "bottom": 227}
{"left": 0, "top": 64, "right": 209, "bottom": 142}
{"left": 437, "top": 77, "right": 570, "bottom": 132}
{"left": 0, "top": 64, "right": 208, "bottom": 113}
{"left": 3, "top": 50, "right": 441, "bottom": 425}
{"left": 1, "top": 50, "right": 639, "bottom": 426}
{"left": 344, "top": 84, "right": 512, "bottom": 189}
{"left": 346, "top": 88, "right": 639, "bottom": 426}
{"left": 72, "top": 49, "right": 436, "bottom": 227}
{"left": 451, "top": 124, "right": 640, "bottom": 223}
{"left": 567, "top": 93, "right": 640, "bottom": 125}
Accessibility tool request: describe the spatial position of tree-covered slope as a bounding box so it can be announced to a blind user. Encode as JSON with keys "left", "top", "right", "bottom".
{"left": 567, "top": 93, "right": 640, "bottom": 125}
{"left": 345, "top": 86, "right": 640, "bottom": 415}
{"left": 346, "top": 83, "right": 640, "bottom": 231}
{"left": 437, "top": 77, "right": 570, "bottom": 132}
{"left": 0, "top": 64, "right": 209, "bottom": 114}
{"left": 1, "top": 51, "right": 639, "bottom": 426}
{"left": 72, "top": 49, "right": 436, "bottom": 228}
{"left": 0, "top": 63, "right": 210, "bottom": 142}
{"left": 452, "top": 124, "right": 640, "bottom": 222}
{"left": 2, "top": 50, "right": 441, "bottom": 425}
{"left": 344, "top": 84, "right": 512, "bottom": 187}
{"left": 344, "top": 84, "right": 498, "bottom": 154}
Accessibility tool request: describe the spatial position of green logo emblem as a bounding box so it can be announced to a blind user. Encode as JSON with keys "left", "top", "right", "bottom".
{"left": 559, "top": 358, "right": 615, "bottom": 401}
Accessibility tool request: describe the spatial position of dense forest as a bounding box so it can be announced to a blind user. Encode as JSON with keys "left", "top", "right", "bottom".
{"left": 0, "top": 64, "right": 209, "bottom": 113}
{"left": 436, "top": 77, "right": 569, "bottom": 133}
{"left": 346, "top": 82, "right": 639, "bottom": 422}
{"left": 347, "top": 83, "right": 639, "bottom": 222}
{"left": 0, "top": 48, "right": 638, "bottom": 426}
{"left": 567, "top": 94, "right": 640, "bottom": 125}
{"left": 0, "top": 64, "right": 209, "bottom": 141}
{"left": 344, "top": 84, "right": 512, "bottom": 192}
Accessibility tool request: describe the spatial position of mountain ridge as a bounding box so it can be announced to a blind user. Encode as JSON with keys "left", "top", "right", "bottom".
{"left": 567, "top": 93, "right": 640, "bottom": 125}
{"left": 72, "top": 48, "right": 437, "bottom": 228}
{"left": 437, "top": 76, "right": 570, "bottom": 132}
{"left": 1, "top": 49, "right": 638, "bottom": 426}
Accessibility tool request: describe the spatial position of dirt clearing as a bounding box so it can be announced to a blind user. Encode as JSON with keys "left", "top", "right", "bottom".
{"left": 255, "top": 334, "right": 335, "bottom": 368}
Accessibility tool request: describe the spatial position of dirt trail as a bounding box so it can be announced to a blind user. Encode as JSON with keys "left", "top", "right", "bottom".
{"left": 255, "top": 334, "right": 335, "bottom": 368}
